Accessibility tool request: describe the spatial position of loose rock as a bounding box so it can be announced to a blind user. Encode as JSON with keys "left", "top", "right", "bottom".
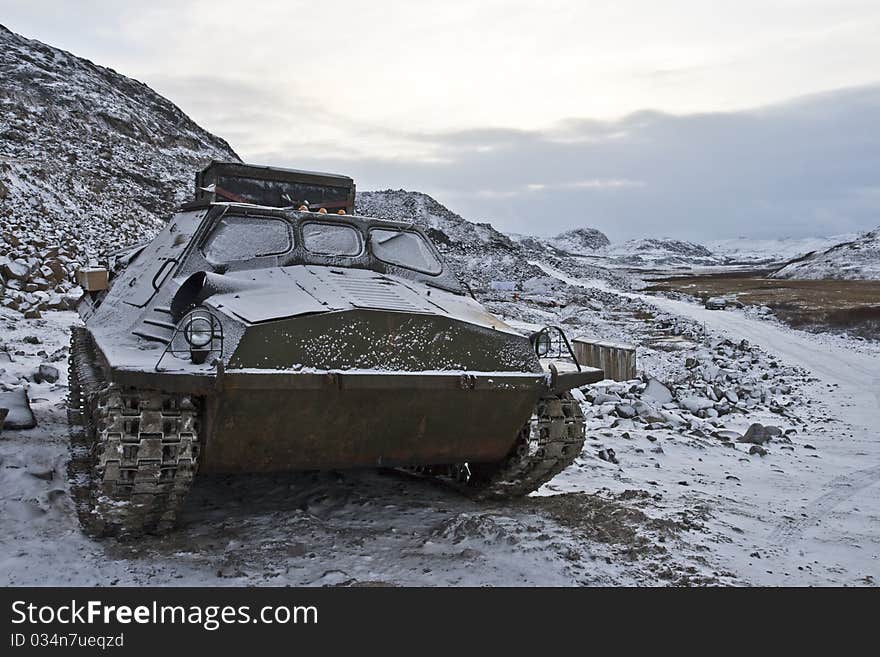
{"left": 643, "top": 378, "right": 673, "bottom": 404}
{"left": 33, "top": 364, "right": 60, "bottom": 384}
{"left": 0, "top": 388, "right": 37, "bottom": 430}
{"left": 738, "top": 423, "right": 773, "bottom": 445}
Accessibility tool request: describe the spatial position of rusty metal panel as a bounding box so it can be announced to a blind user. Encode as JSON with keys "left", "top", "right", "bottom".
{"left": 200, "top": 385, "right": 540, "bottom": 472}
{"left": 571, "top": 338, "right": 637, "bottom": 382}
{"left": 227, "top": 310, "right": 541, "bottom": 373}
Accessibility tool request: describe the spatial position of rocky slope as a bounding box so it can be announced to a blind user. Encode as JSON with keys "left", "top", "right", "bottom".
{"left": 0, "top": 24, "right": 238, "bottom": 316}
{"left": 549, "top": 228, "right": 611, "bottom": 254}
{"left": 357, "top": 191, "right": 628, "bottom": 289}
{"left": 770, "top": 226, "right": 880, "bottom": 280}
{"left": 605, "top": 238, "right": 721, "bottom": 267}
{"left": 708, "top": 234, "right": 858, "bottom": 265}
{"left": 509, "top": 227, "right": 611, "bottom": 257}
{"left": 357, "top": 189, "right": 546, "bottom": 286}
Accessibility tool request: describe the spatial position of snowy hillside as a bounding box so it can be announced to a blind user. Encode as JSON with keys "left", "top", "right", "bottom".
{"left": 551, "top": 228, "right": 611, "bottom": 253}
{"left": 0, "top": 24, "right": 238, "bottom": 316}
{"left": 708, "top": 234, "right": 858, "bottom": 265}
{"left": 770, "top": 226, "right": 880, "bottom": 280}
{"left": 605, "top": 238, "right": 722, "bottom": 267}
{"left": 357, "top": 189, "right": 518, "bottom": 253}
{"left": 508, "top": 227, "right": 610, "bottom": 257}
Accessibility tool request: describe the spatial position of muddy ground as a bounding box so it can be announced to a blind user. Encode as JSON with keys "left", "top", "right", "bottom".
{"left": 645, "top": 271, "right": 880, "bottom": 339}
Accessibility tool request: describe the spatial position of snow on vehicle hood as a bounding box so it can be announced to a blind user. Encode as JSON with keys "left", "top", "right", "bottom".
{"left": 178, "top": 265, "right": 519, "bottom": 334}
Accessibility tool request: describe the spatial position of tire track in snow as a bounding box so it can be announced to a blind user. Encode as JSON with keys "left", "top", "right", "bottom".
{"left": 768, "top": 463, "right": 880, "bottom": 546}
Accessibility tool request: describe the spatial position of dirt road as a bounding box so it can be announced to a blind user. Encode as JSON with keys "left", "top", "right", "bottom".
{"left": 537, "top": 261, "right": 880, "bottom": 585}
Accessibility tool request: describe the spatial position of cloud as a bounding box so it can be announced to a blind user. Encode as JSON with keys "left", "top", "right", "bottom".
{"left": 251, "top": 84, "right": 880, "bottom": 241}
{"left": 3, "top": 3, "right": 880, "bottom": 240}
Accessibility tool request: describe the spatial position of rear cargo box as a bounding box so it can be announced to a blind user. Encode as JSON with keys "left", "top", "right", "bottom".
{"left": 195, "top": 161, "right": 356, "bottom": 212}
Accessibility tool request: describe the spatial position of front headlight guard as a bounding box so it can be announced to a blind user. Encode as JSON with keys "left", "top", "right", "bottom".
{"left": 529, "top": 325, "right": 581, "bottom": 371}
{"left": 156, "top": 308, "right": 225, "bottom": 370}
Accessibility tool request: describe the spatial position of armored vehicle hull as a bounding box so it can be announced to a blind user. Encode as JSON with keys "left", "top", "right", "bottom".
{"left": 68, "top": 164, "right": 602, "bottom": 536}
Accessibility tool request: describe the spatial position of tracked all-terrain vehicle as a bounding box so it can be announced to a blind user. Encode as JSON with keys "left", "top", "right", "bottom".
{"left": 68, "top": 162, "right": 603, "bottom": 536}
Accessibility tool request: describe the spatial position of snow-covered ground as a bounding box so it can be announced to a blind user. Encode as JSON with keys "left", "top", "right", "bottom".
{"left": 542, "top": 265, "right": 880, "bottom": 585}
{"left": 3, "top": 20, "right": 877, "bottom": 588}
{"left": 3, "top": 265, "right": 878, "bottom": 587}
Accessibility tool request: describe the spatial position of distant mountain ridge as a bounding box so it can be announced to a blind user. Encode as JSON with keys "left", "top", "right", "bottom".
{"left": 707, "top": 235, "right": 858, "bottom": 264}
{"left": 605, "top": 238, "right": 720, "bottom": 267}
{"left": 770, "top": 226, "right": 880, "bottom": 280}
{"left": 508, "top": 228, "right": 610, "bottom": 257}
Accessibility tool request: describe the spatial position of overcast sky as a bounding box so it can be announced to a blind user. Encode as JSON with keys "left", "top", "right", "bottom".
{"left": 3, "top": 0, "right": 880, "bottom": 239}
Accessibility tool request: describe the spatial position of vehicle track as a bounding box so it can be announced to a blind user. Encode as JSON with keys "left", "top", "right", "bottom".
{"left": 769, "top": 463, "right": 880, "bottom": 546}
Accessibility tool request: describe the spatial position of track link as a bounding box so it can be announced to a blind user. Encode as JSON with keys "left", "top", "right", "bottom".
{"left": 67, "top": 326, "right": 200, "bottom": 537}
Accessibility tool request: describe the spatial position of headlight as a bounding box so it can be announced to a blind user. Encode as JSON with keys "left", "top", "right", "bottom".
{"left": 155, "top": 308, "right": 224, "bottom": 371}
{"left": 534, "top": 330, "right": 552, "bottom": 357}
{"left": 184, "top": 316, "right": 214, "bottom": 348}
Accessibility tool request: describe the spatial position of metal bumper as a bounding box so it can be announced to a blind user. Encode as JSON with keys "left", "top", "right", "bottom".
{"left": 201, "top": 370, "right": 551, "bottom": 473}
{"left": 110, "top": 367, "right": 603, "bottom": 474}
{"left": 112, "top": 365, "right": 604, "bottom": 395}
{"left": 112, "top": 367, "right": 552, "bottom": 394}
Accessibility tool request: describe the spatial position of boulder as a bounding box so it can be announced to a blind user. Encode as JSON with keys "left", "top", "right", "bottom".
{"left": 592, "top": 392, "right": 621, "bottom": 405}
{"left": 597, "top": 448, "right": 618, "bottom": 464}
{"left": 700, "top": 364, "right": 721, "bottom": 382}
{"left": 0, "top": 258, "right": 29, "bottom": 281}
{"left": 34, "top": 364, "right": 60, "bottom": 384}
{"left": 659, "top": 410, "right": 685, "bottom": 427}
{"left": 643, "top": 378, "right": 673, "bottom": 404}
{"left": 45, "top": 294, "right": 67, "bottom": 310}
{"left": 0, "top": 388, "right": 37, "bottom": 430}
{"left": 614, "top": 403, "right": 637, "bottom": 419}
{"left": 680, "top": 397, "right": 715, "bottom": 413}
{"left": 737, "top": 423, "right": 773, "bottom": 445}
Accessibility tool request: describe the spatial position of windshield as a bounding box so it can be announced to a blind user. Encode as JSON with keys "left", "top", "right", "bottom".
{"left": 202, "top": 215, "right": 292, "bottom": 262}
{"left": 370, "top": 228, "right": 442, "bottom": 275}
{"left": 302, "top": 222, "right": 362, "bottom": 256}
